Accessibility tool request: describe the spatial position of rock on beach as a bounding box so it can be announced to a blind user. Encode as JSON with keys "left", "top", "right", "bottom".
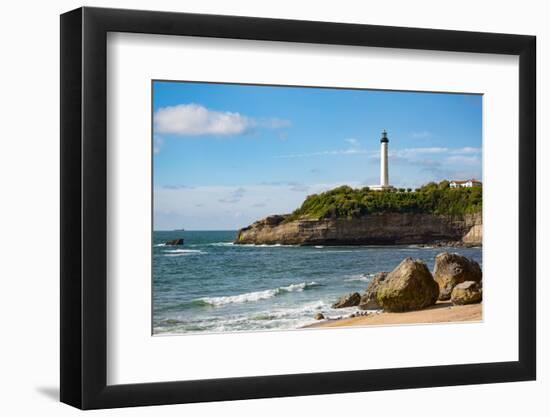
{"left": 434, "top": 252, "right": 482, "bottom": 300}
{"left": 332, "top": 292, "right": 361, "bottom": 308}
{"left": 359, "top": 272, "right": 388, "bottom": 310}
{"left": 451, "top": 281, "right": 482, "bottom": 305}
{"left": 376, "top": 258, "right": 440, "bottom": 312}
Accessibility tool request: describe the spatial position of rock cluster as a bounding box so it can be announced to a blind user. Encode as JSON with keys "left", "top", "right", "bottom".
{"left": 358, "top": 272, "right": 388, "bottom": 310}
{"left": 165, "top": 238, "right": 184, "bottom": 246}
{"left": 451, "top": 281, "right": 482, "bottom": 305}
{"left": 433, "top": 252, "right": 482, "bottom": 300}
{"left": 327, "top": 252, "right": 482, "bottom": 319}
{"left": 348, "top": 311, "right": 370, "bottom": 318}
{"left": 331, "top": 292, "right": 361, "bottom": 308}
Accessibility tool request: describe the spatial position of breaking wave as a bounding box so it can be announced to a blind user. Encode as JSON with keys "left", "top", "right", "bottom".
{"left": 163, "top": 249, "right": 206, "bottom": 257}
{"left": 344, "top": 273, "right": 374, "bottom": 282}
{"left": 197, "top": 282, "right": 320, "bottom": 306}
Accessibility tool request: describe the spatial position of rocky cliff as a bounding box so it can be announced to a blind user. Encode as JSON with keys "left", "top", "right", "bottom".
{"left": 235, "top": 212, "right": 482, "bottom": 246}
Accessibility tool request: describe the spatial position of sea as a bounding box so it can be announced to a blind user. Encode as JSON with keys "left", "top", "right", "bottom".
{"left": 153, "top": 230, "right": 482, "bottom": 335}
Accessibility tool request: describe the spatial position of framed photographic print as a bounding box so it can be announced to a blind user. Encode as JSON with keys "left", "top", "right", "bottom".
{"left": 60, "top": 6, "right": 536, "bottom": 410}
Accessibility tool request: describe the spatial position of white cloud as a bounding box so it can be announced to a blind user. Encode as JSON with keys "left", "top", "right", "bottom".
{"left": 153, "top": 103, "right": 290, "bottom": 136}
{"left": 344, "top": 138, "right": 360, "bottom": 147}
{"left": 391, "top": 147, "right": 481, "bottom": 158}
{"left": 277, "top": 148, "right": 372, "bottom": 158}
{"left": 287, "top": 182, "right": 309, "bottom": 192}
{"left": 153, "top": 136, "right": 163, "bottom": 154}
{"left": 445, "top": 155, "right": 480, "bottom": 165}
{"left": 218, "top": 187, "right": 247, "bottom": 204}
{"left": 411, "top": 131, "right": 432, "bottom": 139}
{"left": 450, "top": 147, "right": 481, "bottom": 154}
{"left": 162, "top": 184, "right": 194, "bottom": 190}
{"left": 154, "top": 104, "right": 250, "bottom": 136}
{"left": 277, "top": 132, "right": 289, "bottom": 141}
{"left": 278, "top": 145, "right": 481, "bottom": 160}
{"left": 277, "top": 138, "right": 371, "bottom": 158}
{"left": 260, "top": 118, "right": 292, "bottom": 129}
{"left": 394, "top": 147, "right": 448, "bottom": 157}
{"left": 258, "top": 181, "right": 310, "bottom": 192}
{"left": 385, "top": 147, "right": 481, "bottom": 171}
{"left": 154, "top": 182, "right": 362, "bottom": 230}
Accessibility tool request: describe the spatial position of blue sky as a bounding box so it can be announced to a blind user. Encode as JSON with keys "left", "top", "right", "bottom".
{"left": 153, "top": 81, "right": 482, "bottom": 230}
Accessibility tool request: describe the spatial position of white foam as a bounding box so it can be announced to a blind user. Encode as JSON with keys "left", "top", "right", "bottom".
{"left": 164, "top": 249, "right": 203, "bottom": 253}
{"left": 176, "top": 300, "right": 329, "bottom": 333}
{"left": 280, "top": 281, "right": 319, "bottom": 292}
{"left": 198, "top": 282, "right": 319, "bottom": 306}
{"left": 260, "top": 300, "right": 327, "bottom": 319}
{"left": 308, "top": 249, "right": 359, "bottom": 254}
{"left": 163, "top": 249, "right": 206, "bottom": 257}
{"left": 344, "top": 273, "right": 374, "bottom": 282}
{"left": 154, "top": 296, "right": 380, "bottom": 334}
{"left": 199, "top": 288, "right": 279, "bottom": 306}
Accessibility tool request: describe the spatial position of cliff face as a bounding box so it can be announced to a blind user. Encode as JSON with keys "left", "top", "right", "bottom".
{"left": 235, "top": 212, "right": 482, "bottom": 246}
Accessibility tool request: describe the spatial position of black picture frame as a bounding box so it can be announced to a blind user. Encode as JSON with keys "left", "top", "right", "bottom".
{"left": 60, "top": 6, "right": 536, "bottom": 410}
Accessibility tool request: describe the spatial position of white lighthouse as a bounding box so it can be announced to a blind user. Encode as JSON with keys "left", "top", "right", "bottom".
{"left": 380, "top": 129, "right": 389, "bottom": 187}
{"left": 370, "top": 130, "right": 394, "bottom": 190}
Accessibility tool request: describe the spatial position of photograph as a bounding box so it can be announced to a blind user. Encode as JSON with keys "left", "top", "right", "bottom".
{"left": 1, "top": 0, "right": 542, "bottom": 413}
{"left": 152, "top": 81, "right": 483, "bottom": 335}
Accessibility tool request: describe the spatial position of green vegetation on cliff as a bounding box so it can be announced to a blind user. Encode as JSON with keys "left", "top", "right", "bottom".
{"left": 285, "top": 180, "right": 482, "bottom": 221}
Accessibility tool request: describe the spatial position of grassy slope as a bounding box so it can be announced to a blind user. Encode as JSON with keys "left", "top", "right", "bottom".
{"left": 285, "top": 180, "right": 482, "bottom": 222}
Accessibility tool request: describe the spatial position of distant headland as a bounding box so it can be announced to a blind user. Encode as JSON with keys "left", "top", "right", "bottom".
{"left": 235, "top": 180, "right": 482, "bottom": 246}
{"left": 236, "top": 129, "right": 482, "bottom": 247}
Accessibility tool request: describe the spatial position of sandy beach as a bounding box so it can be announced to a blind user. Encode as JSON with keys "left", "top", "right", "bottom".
{"left": 305, "top": 301, "right": 482, "bottom": 329}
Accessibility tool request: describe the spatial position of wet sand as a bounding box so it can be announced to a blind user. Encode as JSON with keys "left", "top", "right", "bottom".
{"left": 306, "top": 301, "right": 482, "bottom": 328}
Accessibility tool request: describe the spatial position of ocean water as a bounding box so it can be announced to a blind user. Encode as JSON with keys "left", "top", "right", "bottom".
{"left": 153, "top": 230, "right": 482, "bottom": 335}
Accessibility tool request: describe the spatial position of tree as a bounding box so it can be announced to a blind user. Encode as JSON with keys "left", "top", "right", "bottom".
{"left": 438, "top": 180, "right": 450, "bottom": 190}
{"left": 284, "top": 181, "right": 482, "bottom": 222}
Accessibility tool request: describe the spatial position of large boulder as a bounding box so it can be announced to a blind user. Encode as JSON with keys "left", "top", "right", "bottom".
{"left": 451, "top": 281, "right": 482, "bottom": 305}
{"left": 332, "top": 292, "right": 361, "bottom": 308}
{"left": 359, "top": 272, "right": 388, "bottom": 310}
{"left": 433, "top": 252, "right": 482, "bottom": 300}
{"left": 376, "top": 258, "right": 439, "bottom": 312}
